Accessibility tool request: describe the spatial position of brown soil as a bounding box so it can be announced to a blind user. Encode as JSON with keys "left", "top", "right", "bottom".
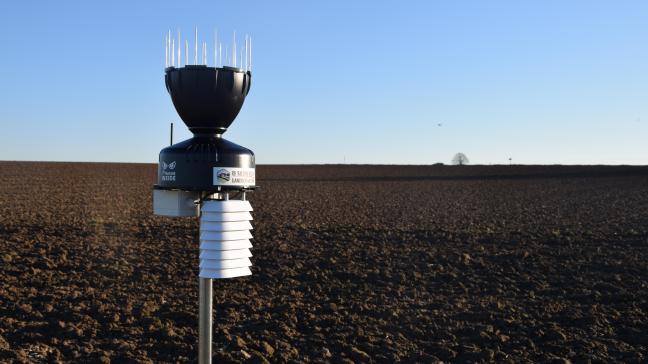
{"left": 1, "top": 162, "right": 647, "bottom": 363}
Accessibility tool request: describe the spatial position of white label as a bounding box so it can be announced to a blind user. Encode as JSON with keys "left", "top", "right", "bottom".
{"left": 213, "top": 167, "right": 256, "bottom": 186}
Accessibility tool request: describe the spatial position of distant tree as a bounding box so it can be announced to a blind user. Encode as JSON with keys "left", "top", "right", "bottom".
{"left": 452, "top": 153, "right": 469, "bottom": 165}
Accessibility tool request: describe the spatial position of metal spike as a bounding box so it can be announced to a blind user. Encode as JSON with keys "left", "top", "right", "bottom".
{"left": 219, "top": 43, "right": 222, "bottom": 67}
{"left": 195, "top": 27, "right": 198, "bottom": 65}
{"left": 203, "top": 41, "right": 207, "bottom": 65}
{"left": 232, "top": 31, "right": 236, "bottom": 67}
{"left": 165, "top": 34, "right": 168, "bottom": 67}
{"left": 185, "top": 40, "right": 189, "bottom": 65}
{"left": 214, "top": 29, "right": 218, "bottom": 67}
{"left": 177, "top": 30, "right": 181, "bottom": 67}
{"left": 249, "top": 36, "right": 252, "bottom": 71}
{"left": 171, "top": 38, "right": 175, "bottom": 67}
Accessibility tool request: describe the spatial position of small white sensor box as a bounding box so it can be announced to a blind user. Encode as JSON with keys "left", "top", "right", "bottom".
{"left": 153, "top": 189, "right": 199, "bottom": 217}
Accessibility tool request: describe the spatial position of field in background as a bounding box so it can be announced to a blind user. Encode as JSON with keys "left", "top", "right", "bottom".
{"left": 1, "top": 162, "right": 647, "bottom": 363}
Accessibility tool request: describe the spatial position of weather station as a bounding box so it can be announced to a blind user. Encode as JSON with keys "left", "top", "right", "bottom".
{"left": 152, "top": 28, "right": 255, "bottom": 364}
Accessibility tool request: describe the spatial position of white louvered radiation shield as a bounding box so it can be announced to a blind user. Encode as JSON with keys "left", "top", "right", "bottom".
{"left": 199, "top": 199, "right": 254, "bottom": 279}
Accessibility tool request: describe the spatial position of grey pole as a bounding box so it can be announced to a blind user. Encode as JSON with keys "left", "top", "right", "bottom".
{"left": 198, "top": 277, "right": 213, "bottom": 364}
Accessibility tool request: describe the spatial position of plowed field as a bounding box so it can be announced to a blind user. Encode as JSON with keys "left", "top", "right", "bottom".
{"left": 1, "top": 162, "right": 647, "bottom": 363}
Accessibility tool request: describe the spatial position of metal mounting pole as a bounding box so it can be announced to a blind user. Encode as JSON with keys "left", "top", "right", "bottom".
{"left": 199, "top": 277, "right": 212, "bottom": 364}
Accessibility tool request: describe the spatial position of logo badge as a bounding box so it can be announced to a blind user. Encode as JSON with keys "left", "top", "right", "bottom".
{"left": 216, "top": 168, "right": 231, "bottom": 182}
{"left": 161, "top": 161, "right": 177, "bottom": 182}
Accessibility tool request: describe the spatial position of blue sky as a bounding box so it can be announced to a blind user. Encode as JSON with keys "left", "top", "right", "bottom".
{"left": 0, "top": 0, "right": 646, "bottom": 164}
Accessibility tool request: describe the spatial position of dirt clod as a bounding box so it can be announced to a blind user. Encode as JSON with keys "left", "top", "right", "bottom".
{"left": 260, "top": 341, "right": 274, "bottom": 357}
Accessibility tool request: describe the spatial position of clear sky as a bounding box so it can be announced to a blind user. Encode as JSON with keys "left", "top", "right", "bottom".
{"left": 0, "top": 0, "right": 646, "bottom": 165}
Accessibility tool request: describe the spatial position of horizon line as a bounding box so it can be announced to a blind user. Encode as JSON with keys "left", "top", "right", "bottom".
{"left": 1, "top": 160, "right": 647, "bottom": 167}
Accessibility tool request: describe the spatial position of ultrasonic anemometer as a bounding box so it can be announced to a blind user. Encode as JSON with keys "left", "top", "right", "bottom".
{"left": 153, "top": 28, "right": 255, "bottom": 364}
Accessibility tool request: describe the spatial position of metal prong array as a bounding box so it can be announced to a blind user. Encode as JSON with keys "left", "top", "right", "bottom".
{"left": 165, "top": 28, "right": 252, "bottom": 71}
